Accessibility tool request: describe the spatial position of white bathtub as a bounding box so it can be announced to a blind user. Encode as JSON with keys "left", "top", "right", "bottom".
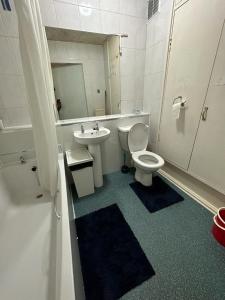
{"left": 0, "top": 154, "right": 76, "bottom": 300}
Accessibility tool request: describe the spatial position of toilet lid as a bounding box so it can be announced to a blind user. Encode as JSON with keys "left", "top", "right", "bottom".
{"left": 128, "top": 123, "right": 149, "bottom": 153}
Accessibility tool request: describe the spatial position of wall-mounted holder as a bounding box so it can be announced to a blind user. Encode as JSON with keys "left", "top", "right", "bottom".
{"left": 173, "top": 96, "right": 187, "bottom": 108}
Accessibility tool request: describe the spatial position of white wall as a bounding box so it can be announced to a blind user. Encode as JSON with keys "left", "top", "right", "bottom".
{"left": 0, "top": 115, "right": 149, "bottom": 174}
{"left": 0, "top": 0, "right": 148, "bottom": 127}
{"left": 49, "top": 41, "right": 106, "bottom": 117}
{"left": 0, "top": 1, "right": 30, "bottom": 127}
{"left": 40, "top": 0, "right": 148, "bottom": 114}
{"left": 58, "top": 115, "right": 149, "bottom": 174}
{"left": 143, "top": 0, "right": 173, "bottom": 151}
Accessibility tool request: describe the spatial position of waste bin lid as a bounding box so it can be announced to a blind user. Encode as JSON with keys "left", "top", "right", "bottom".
{"left": 65, "top": 149, "right": 93, "bottom": 167}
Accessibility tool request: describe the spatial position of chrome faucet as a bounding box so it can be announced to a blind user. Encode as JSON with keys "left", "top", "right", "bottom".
{"left": 81, "top": 124, "right": 85, "bottom": 133}
{"left": 93, "top": 122, "right": 99, "bottom": 131}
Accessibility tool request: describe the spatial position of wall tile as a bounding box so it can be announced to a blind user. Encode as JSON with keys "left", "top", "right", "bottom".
{"left": 65, "top": 42, "right": 82, "bottom": 60}
{"left": 0, "top": 109, "right": 9, "bottom": 126}
{"left": 79, "top": 6, "right": 102, "bottom": 33}
{"left": 135, "top": 75, "right": 144, "bottom": 107}
{"left": 6, "top": 107, "right": 31, "bottom": 126}
{"left": 50, "top": 40, "right": 106, "bottom": 117}
{"left": 120, "top": 48, "right": 136, "bottom": 76}
{"left": 0, "top": 37, "right": 22, "bottom": 75}
{"left": 146, "top": 0, "right": 172, "bottom": 48}
{"left": 144, "top": 72, "right": 164, "bottom": 106}
{"left": 0, "top": 13, "right": 4, "bottom": 36}
{"left": 120, "top": 0, "right": 137, "bottom": 17}
{"left": 143, "top": 0, "right": 173, "bottom": 150}
{"left": 135, "top": 49, "right": 146, "bottom": 76}
{"left": 56, "top": 0, "right": 77, "bottom": 3}
{"left": 78, "top": 0, "right": 99, "bottom": 9}
{"left": 0, "top": 0, "right": 149, "bottom": 127}
{"left": 120, "top": 15, "right": 136, "bottom": 48}
{"left": 136, "top": 0, "right": 148, "bottom": 19}
{"left": 120, "top": 100, "right": 133, "bottom": 114}
{"left": 0, "top": 75, "right": 27, "bottom": 108}
{"left": 135, "top": 18, "right": 147, "bottom": 49}
{"left": 54, "top": 1, "right": 81, "bottom": 30}
{"left": 39, "top": 0, "right": 58, "bottom": 27}
{"left": 8, "top": 38, "right": 23, "bottom": 74}
{"left": 0, "top": 1, "right": 18, "bottom": 37}
{"left": 120, "top": 16, "right": 146, "bottom": 49}
{"left": 99, "top": 0, "right": 120, "bottom": 13}
{"left": 101, "top": 11, "right": 120, "bottom": 34}
{"left": 119, "top": 0, "right": 148, "bottom": 19}
{"left": 145, "top": 40, "right": 166, "bottom": 75}
{"left": 120, "top": 75, "right": 136, "bottom": 103}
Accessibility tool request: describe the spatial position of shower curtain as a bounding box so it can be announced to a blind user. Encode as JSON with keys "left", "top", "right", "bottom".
{"left": 14, "top": 0, "right": 58, "bottom": 196}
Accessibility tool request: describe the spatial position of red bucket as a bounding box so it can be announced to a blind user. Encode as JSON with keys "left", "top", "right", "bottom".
{"left": 212, "top": 215, "right": 225, "bottom": 247}
{"left": 215, "top": 207, "right": 225, "bottom": 229}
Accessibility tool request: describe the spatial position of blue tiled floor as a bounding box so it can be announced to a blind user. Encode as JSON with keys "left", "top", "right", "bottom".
{"left": 74, "top": 172, "right": 225, "bottom": 300}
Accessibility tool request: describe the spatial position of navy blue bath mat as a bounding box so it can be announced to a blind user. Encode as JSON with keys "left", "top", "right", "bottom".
{"left": 75, "top": 204, "right": 155, "bottom": 300}
{"left": 130, "top": 176, "right": 184, "bottom": 213}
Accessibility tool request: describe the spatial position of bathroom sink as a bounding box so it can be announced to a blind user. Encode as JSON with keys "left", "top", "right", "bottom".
{"left": 74, "top": 127, "right": 110, "bottom": 188}
{"left": 74, "top": 127, "right": 110, "bottom": 145}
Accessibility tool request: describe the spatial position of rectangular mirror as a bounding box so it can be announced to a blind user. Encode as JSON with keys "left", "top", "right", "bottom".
{"left": 46, "top": 27, "right": 121, "bottom": 120}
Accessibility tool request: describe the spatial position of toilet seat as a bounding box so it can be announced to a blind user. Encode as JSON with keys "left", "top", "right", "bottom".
{"left": 132, "top": 151, "right": 164, "bottom": 171}
{"left": 126, "top": 123, "right": 164, "bottom": 186}
{"left": 128, "top": 123, "right": 149, "bottom": 153}
{"left": 128, "top": 123, "right": 165, "bottom": 172}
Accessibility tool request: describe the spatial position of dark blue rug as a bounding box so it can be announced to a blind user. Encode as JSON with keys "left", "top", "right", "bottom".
{"left": 130, "top": 176, "right": 184, "bottom": 213}
{"left": 75, "top": 204, "right": 155, "bottom": 300}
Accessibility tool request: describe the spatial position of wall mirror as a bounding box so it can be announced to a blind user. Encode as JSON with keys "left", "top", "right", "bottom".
{"left": 46, "top": 27, "right": 121, "bottom": 120}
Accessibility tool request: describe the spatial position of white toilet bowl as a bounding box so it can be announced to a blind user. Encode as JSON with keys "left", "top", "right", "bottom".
{"left": 118, "top": 123, "right": 164, "bottom": 187}
{"left": 132, "top": 150, "right": 164, "bottom": 186}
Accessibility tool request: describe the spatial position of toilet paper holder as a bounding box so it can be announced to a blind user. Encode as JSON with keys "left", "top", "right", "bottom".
{"left": 173, "top": 96, "right": 186, "bottom": 107}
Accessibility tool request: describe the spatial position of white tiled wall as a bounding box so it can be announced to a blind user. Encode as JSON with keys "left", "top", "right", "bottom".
{"left": 48, "top": 40, "right": 106, "bottom": 116}
{"left": 39, "top": 0, "right": 148, "bottom": 114}
{"left": 57, "top": 115, "right": 149, "bottom": 174}
{"left": 0, "top": 0, "right": 148, "bottom": 127}
{"left": 143, "top": 0, "right": 173, "bottom": 151}
{"left": 0, "top": 2, "right": 30, "bottom": 127}
{"left": 0, "top": 114, "right": 149, "bottom": 174}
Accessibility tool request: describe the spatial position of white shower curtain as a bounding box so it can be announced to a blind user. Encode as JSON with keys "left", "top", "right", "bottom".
{"left": 14, "top": 0, "right": 58, "bottom": 196}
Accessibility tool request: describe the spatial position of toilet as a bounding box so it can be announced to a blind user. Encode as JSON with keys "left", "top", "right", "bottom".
{"left": 118, "top": 123, "right": 164, "bottom": 186}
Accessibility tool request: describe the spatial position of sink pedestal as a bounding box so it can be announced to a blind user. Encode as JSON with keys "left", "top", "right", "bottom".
{"left": 88, "top": 144, "right": 103, "bottom": 188}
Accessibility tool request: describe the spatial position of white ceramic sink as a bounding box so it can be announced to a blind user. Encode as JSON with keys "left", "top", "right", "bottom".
{"left": 73, "top": 127, "right": 110, "bottom": 188}
{"left": 74, "top": 128, "right": 110, "bottom": 145}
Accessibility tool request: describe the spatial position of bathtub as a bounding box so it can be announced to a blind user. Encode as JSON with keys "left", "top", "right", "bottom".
{"left": 0, "top": 154, "right": 76, "bottom": 300}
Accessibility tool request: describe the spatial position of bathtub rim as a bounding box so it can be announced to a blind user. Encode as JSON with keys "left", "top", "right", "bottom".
{"left": 57, "top": 153, "right": 76, "bottom": 300}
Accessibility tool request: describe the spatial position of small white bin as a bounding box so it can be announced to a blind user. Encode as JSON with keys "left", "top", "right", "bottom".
{"left": 66, "top": 149, "right": 94, "bottom": 198}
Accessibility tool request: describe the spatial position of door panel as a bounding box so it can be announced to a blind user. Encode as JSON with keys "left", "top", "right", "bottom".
{"left": 158, "top": 0, "right": 225, "bottom": 170}
{"left": 189, "top": 22, "right": 225, "bottom": 194}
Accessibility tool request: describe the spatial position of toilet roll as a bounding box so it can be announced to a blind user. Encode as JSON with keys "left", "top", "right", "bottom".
{"left": 172, "top": 102, "right": 181, "bottom": 120}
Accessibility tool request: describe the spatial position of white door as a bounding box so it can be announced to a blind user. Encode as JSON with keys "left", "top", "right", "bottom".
{"left": 189, "top": 21, "right": 225, "bottom": 194}
{"left": 158, "top": 0, "right": 225, "bottom": 170}
{"left": 52, "top": 64, "right": 88, "bottom": 119}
